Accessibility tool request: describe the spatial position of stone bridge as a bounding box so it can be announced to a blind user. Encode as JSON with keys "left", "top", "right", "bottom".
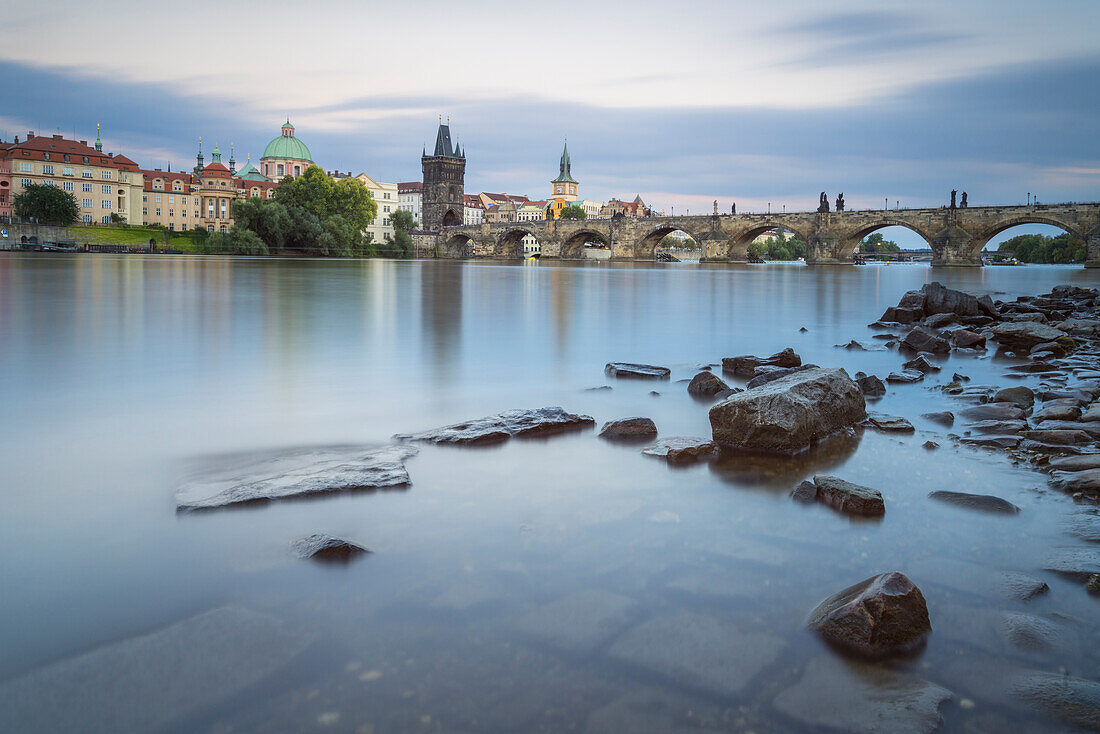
{"left": 434, "top": 203, "right": 1100, "bottom": 266}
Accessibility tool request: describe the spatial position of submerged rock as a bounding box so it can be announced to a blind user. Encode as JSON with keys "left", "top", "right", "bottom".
{"left": 928, "top": 490, "right": 1020, "bottom": 514}
{"left": 807, "top": 572, "right": 931, "bottom": 658}
{"left": 1050, "top": 469, "right": 1100, "bottom": 495}
{"left": 396, "top": 407, "right": 594, "bottom": 445}
{"left": 773, "top": 656, "right": 951, "bottom": 734}
{"left": 1010, "top": 671, "right": 1100, "bottom": 731}
{"left": 604, "top": 362, "right": 671, "bottom": 379}
{"left": 293, "top": 534, "right": 370, "bottom": 563}
{"left": 812, "top": 475, "right": 886, "bottom": 517}
{"left": 642, "top": 437, "right": 717, "bottom": 464}
{"left": 865, "top": 413, "right": 915, "bottom": 433}
{"left": 686, "top": 371, "right": 729, "bottom": 397}
{"left": 791, "top": 480, "right": 819, "bottom": 503}
{"left": 175, "top": 445, "right": 417, "bottom": 511}
{"left": 709, "top": 367, "right": 866, "bottom": 454}
{"left": 921, "top": 411, "right": 955, "bottom": 427}
{"left": 599, "top": 417, "right": 658, "bottom": 441}
{"left": 721, "top": 347, "right": 801, "bottom": 377}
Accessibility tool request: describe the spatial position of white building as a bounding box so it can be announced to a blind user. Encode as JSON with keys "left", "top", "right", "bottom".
{"left": 517, "top": 200, "right": 547, "bottom": 222}
{"left": 398, "top": 181, "right": 423, "bottom": 227}
{"left": 463, "top": 194, "right": 484, "bottom": 225}
{"left": 330, "top": 171, "right": 399, "bottom": 242}
{"left": 578, "top": 199, "right": 603, "bottom": 219}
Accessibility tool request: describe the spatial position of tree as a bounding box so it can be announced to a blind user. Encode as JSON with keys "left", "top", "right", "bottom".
{"left": 273, "top": 165, "right": 377, "bottom": 234}
{"left": 559, "top": 204, "right": 586, "bottom": 220}
{"left": 109, "top": 212, "right": 128, "bottom": 226}
{"left": 858, "top": 232, "right": 900, "bottom": 253}
{"left": 998, "top": 232, "right": 1085, "bottom": 263}
{"left": 753, "top": 229, "right": 807, "bottom": 260}
{"left": 13, "top": 182, "right": 80, "bottom": 225}
{"left": 387, "top": 208, "right": 417, "bottom": 258}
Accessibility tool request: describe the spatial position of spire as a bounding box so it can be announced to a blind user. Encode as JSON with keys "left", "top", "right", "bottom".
{"left": 229, "top": 142, "right": 236, "bottom": 175}
{"left": 433, "top": 121, "right": 454, "bottom": 157}
{"left": 552, "top": 137, "right": 578, "bottom": 185}
{"left": 196, "top": 136, "right": 204, "bottom": 172}
{"left": 95, "top": 123, "right": 102, "bottom": 152}
{"left": 212, "top": 143, "right": 221, "bottom": 164}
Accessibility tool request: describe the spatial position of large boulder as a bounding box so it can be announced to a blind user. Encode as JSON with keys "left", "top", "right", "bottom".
{"left": 901, "top": 326, "right": 950, "bottom": 355}
{"left": 950, "top": 329, "right": 986, "bottom": 349}
{"left": 922, "top": 281, "right": 983, "bottom": 317}
{"left": 721, "top": 347, "right": 801, "bottom": 378}
{"left": 709, "top": 368, "right": 866, "bottom": 454}
{"left": 812, "top": 475, "right": 886, "bottom": 517}
{"left": 746, "top": 364, "right": 814, "bottom": 389}
{"left": 396, "top": 407, "right": 595, "bottom": 445}
{"left": 686, "top": 371, "right": 729, "bottom": 397}
{"left": 991, "top": 321, "right": 1067, "bottom": 350}
{"left": 807, "top": 572, "right": 931, "bottom": 658}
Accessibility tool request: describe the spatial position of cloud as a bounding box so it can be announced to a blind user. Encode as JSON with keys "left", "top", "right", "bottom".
{"left": 778, "top": 11, "right": 970, "bottom": 68}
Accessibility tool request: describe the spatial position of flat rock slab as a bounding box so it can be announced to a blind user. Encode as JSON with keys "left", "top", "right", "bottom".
{"left": 721, "top": 348, "right": 801, "bottom": 378}
{"left": 586, "top": 687, "right": 733, "bottom": 734}
{"left": 960, "top": 434, "right": 1023, "bottom": 449}
{"left": 961, "top": 403, "right": 1027, "bottom": 422}
{"left": 1010, "top": 671, "right": 1100, "bottom": 731}
{"left": 929, "top": 490, "right": 1020, "bottom": 514}
{"left": 1050, "top": 469, "right": 1100, "bottom": 494}
{"left": 292, "top": 533, "right": 370, "bottom": 563}
{"left": 992, "top": 321, "right": 1068, "bottom": 348}
{"left": 395, "top": 407, "right": 594, "bottom": 445}
{"left": 175, "top": 445, "right": 417, "bottom": 511}
{"left": 511, "top": 590, "right": 636, "bottom": 654}
{"left": 605, "top": 362, "right": 671, "bottom": 379}
{"left": 887, "top": 369, "right": 925, "bottom": 383}
{"left": 812, "top": 475, "right": 885, "bottom": 517}
{"left": 921, "top": 411, "right": 955, "bottom": 426}
{"left": 1048, "top": 454, "right": 1100, "bottom": 472}
{"left": 865, "top": 413, "right": 915, "bottom": 433}
{"left": 642, "top": 437, "right": 717, "bottom": 464}
{"left": 1043, "top": 546, "right": 1100, "bottom": 581}
{"left": 608, "top": 610, "right": 784, "bottom": 696}
{"left": 0, "top": 607, "right": 308, "bottom": 734}
{"left": 773, "top": 656, "right": 951, "bottom": 734}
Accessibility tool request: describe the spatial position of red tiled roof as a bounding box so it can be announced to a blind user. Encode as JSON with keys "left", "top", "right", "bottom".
{"left": 202, "top": 162, "right": 231, "bottom": 176}
{"left": 398, "top": 181, "right": 421, "bottom": 193}
{"left": 2, "top": 134, "right": 113, "bottom": 166}
{"left": 463, "top": 194, "right": 484, "bottom": 208}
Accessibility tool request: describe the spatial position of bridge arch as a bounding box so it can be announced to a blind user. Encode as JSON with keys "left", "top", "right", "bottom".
{"left": 633, "top": 224, "right": 702, "bottom": 260}
{"left": 560, "top": 229, "right": 608, "bottom": 260}
{"left": 441, "top": 209, "right": 462, "bottom": 228}
{"left": 726, "top": 222, "right": 810, "bottom": 261}
{"left": 443, "top": 233, "right": 474, "bottom": 258}
{"left": 967, "top": 215, "right": 1089, "bottom": 260}
{"left": 496, "top": 228, "right": 538, "bottom": 259}
{"left": 839, "top": 221, "right": 934, "bottom": 260}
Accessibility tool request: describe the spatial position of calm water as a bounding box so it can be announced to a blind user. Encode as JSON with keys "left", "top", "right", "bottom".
{"left": 0, "top": 254, "right": 1097, "bottom": 733}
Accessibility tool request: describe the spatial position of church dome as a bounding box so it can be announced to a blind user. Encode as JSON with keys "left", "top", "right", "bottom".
{"left": 261, "top": 121, "right": 313, "bottom": 162}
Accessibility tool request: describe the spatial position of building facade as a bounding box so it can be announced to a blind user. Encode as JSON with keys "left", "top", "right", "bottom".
{"left": 397, "top": 182, "right": 423, "bottom": 226}
{"left": 0, "top": 130, "right": 143, "bottom": 225}
{"left": 463, "top": 194, "right": 484, "bottom": 225}
{"left": 260, "top": 120, "right": 314, "bottom": 181}
{"left": 421, "top": 121, "right": 465, "bottom": 230}
{"left": 600, "top": 195, "right": 651, "bottom": 218}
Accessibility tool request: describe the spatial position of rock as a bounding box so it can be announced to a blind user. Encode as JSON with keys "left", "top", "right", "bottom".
{"left": 999, "top": 572, "right": 1050, "bottom": 601}
{"left": 1032, "top": 403, "right": 1082, "bottom": 422}
{"left": 923, "top": 441, "right": 939, "bottom": 450}
{"left": 1027, "top": 420, "right": 1100, "bottom": 439}
{"left": 1023, "top": 429, "right": 1092, "bottom": 446}
{"left": 903, "top": 354, "right": 940, "bottom": 373}
{"left": 642, "top": 437, "right": 717, "bottom": 464}
{"left": 1010, "top": 671, "right": 1100, "bottom": 731}
{"left": 1006, "top": 361, "right": 1060, "bottom": 374}
{"left": 999, "top": 612, "right": 1071, "bottom": 653}
{"left": 902, "top": 326, "right": 950, "bottom": 355}
{"left": 773, "top": 656, "right": 951, "bottom": 734}
{"left": 604, "top": 362, "right": 671, "bottom": 379}
{"left": 1048, "top": 454, "right": 1100, "bottom": 472}
{"left": 866, "top": 413, "right": 915, "bottom": 433}
{"left": 1043, "top": 546, "right": 1100, "bottom": 581}
{"left": 686, "top": 371, "right": 729, "bottom": 397}
{"left": 599, "top": 417, "right": 657, "bottom": 441}
{"left": 928, "top": 490, "right": 1020, "bottom": 514}
{"left": 1050, "top": 469, "right": 1100, "bottom": 494}
{"left": 720, "top": 347, "right": 801, "bottom": 377}
{"left": 512, "top": 591, "right": 636, "bottom": 654}
{"left": 951, "top": 329, "right": 986, "bottom": 348}
{"left": 799, "top": 326, "right": 808, "bottom": 332}
{"left": 0, "top": 607, "right": 308, "bottom": 734}
{"left": 293, "top": 534, "right": 370, "bottom": 562}
{"left": 396, "top": 407, "right": 595, "bottom": 445}
{"left": 924, "top": 312, "right": 959, "bottom": 329}
{"left": 791, "top": 480, "right": 819, "bottom": 503}
{"left": 745, "top": 364, "right": 814, "bottom": 389}
{"left": 922, "top": 281, "right": 983, "bottom": 317}
{"left": 966, "top": 419, "right": 1028, "bottom": 434}
{"left": 1082, "top": 403, "right": 1100, "bottom": 422}
{"left": 1032, "top": 340, "right": 1068, "bottom": 357}
{"left": 881, "top": 306, "right": 924, "bottom": 323}
{"left": 961, "top": 434, "right": 1023, "bottom": 449}
{"left": 709, "top": 368, "right": 866, "bottom": 454}
{"left": 812, "top": 475, "right": 885, "bottom": 517}
{"left": 960, "top": 403, "right": 1027, "bottom": 421}
{"left": 991, "top": 321, "right": 1067, "bottom": 350}
{"left": 712, "top": 388, "right": 740, "bottom": 400}
{"left": 608, "top": 611, "right": 785, "bottom": 696}
{"left": 1089, "top": 575, "right": 1100, "bottom": 594}
{"left": 857, "top": 373, "right": 886, "bottom": 397}
{"left": 953, "top": 372, "right": 970, "bottom": 382}
{"left": 921, "top": 411, "right": 955, "bottom": 427}
{"left": 993, "top": 386, "right": 1035, "bottom": 408}
{"left": 175, "top": 445, "right": 417, "bottom": 511}
{"left": 807, "top": 572, "right": 930, "bottom": 658}
{"left": 872, "top": 333, "right": 899, "bottom": 340}
{"left": 584, "top": 385, "right": 612, "bottom": 392}
{"left": 887, "top": 369, "right": 925, "bottom": 383}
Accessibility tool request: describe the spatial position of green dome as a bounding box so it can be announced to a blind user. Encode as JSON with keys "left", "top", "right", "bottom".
{"left": 261, "top": 123, "right": 313, "bottom": 162}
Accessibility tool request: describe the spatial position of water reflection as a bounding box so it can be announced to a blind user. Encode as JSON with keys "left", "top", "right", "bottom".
{"left": 708, "top": 429, "right": 863, "bottom": 488}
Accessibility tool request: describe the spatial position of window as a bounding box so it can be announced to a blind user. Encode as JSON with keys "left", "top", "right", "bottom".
{"left": 62, "top": 181, "right": 74, "bottom": 191}
{"left": 101, "top": 170, "right": 112, "bottom": 179}
{"left": 82, "top": 169, "right": 93, "bottom": 178}
{"left": 64, "top": 154, "right": 70, "bottom": 163}
{"left": 101, "top": 184, "right": 112, "bottom": 194}
{"left": 63, "top": 166, "right": 73, "bottom": 176}
{"left": 155, "top": 194, "right": 161, "bottom": 203}
{"left": 101, "top": 200, "right": 112, "bottom": 209}
{"left": 142, "top": 194, "right": 148, "bottom": 202}
{"left": 83, "top": 214, "right": 93, "bottom": 223}
{"left": 42, "top": 164, "right": 54, "bottom": 175}
{"left": 19, "top": 162, "right": 32, "bottom": 172}
{"left": 182, "top": 210, "right": 187, "bottom": 217}
{"left": 207, "top": 225, "right": 214, "bottom": 232}
{"left": 293, "top": 165, "right": 300, "bottom": 176}
{"left": 43, "top": 152, "right": 50, "bottom": 161}
{"left": 181, "top": 196, "right": 187, "bottom": 205}
{"left": 169, "top": 209, "right": 174, "bottom": 217}
{"left": 220, "top": 225, "right": 227, "bottom": 233}
{"left": 169, "top": 223, "right": 174, "bottom": 231}
{"left": 101, "top": 215, "right": 110, "bottom": 224}
{"left": 83, "top": 183, "right": 93, "bottom": 193}
{"left": 168, "top": 196, "right": 174, "bottom": 204}
{"left": 142, "top": 207, "right": 147, "bottom": 216}
{"left": 155, "top": 208, "right": 161, "bottom": 216}
{"left": 153, "top": 181, "right": 163, "bottom": 191}
{"left": 83, "top": 198, "right": 93, "bottom": 208}
{"left": 277, "top": 164, "right": 284, "bottom": 176}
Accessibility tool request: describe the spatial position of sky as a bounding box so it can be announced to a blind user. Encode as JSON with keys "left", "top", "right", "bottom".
{"left": 2, "top": 0, "right": 1098, "bottom": 247}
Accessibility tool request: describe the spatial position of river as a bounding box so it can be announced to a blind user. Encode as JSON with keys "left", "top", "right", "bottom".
{"left": 0, "top": 254, "right": 1096, "bottom": 732}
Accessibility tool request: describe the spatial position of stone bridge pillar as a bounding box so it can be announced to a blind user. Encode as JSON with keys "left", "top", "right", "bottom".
{"left": 931, "top": 225, "right": 980, "bottom": 267}
{"left": 808, "top": 223, "right": 841, "bottom": 263}
{"left": 700, "top": 239, "right": 730, "bottom": 262}
{"left": 1086, "top": 231, "right": 1100, "bottom": 269}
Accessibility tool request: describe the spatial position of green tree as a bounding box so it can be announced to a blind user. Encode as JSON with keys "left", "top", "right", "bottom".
{"left": 386, "top": 208, "right": 416, "bottom": 258}
{"left": 753, "top": 230, "right": 808, "bottom": 260}
{"left": 559, "top": 204, "right": 586, "bottom": 220}
{"left": 859, "top": 232, "right": 901, "bottom": 253}
{"left": 273, "top": 165, "right": 377, "bottom": 234}
{"left": 998, "top": 232, "right": 1085, "bottom": 263}
{"left": 13, "top": 182, "right": 80, "bottom": 225}
{"left": 231, "top": 198, "right": 292, "bottom": 251}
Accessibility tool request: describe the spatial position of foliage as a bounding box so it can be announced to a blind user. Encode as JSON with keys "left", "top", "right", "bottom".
{"left": 997, "top": 232, "right": 1086, "bottom": 263}
{"left": 748, "top": 230, "right": 807, "bottom": 261}
{"left": 659, "top": 232, "right": 698, "bottom": 249}
{"left": 859, "top": 232, "right": 901, "bottom": 253}
{"left": 371, "top": 208, "right": 416, "bottom": 258}
{"left": 559, "top": 205, "right": 586, "bottom": 220}
{"left": 13, "top": 182, "right": 80, "bottom": 225}
{"left": 109, "top": 213, "right": 128, "bottom": 226}
{"left": 273, "top": 165, "right": 377, "bottom": 234}
{"left": 205, "top": 229, "right": 269, "bottom": 256}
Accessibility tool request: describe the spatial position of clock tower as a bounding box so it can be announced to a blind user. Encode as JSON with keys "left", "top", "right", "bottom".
{"left": 550, "top": 140, "right": 578, "bottom": 202}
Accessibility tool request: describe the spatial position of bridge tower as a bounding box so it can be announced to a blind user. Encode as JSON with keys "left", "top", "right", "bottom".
{"left": 422, "top": 120, "right": 466, "bottom": 230}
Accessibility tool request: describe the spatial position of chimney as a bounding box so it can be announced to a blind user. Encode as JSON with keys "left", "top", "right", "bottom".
{"left": 80, "top": 140, "right": 87, "bottom": 145}
{"left": 27, "top": 131, "right": 34, "bottom": 139}
{"left": 53, "top": 134, "right": 63, "bottom": 140}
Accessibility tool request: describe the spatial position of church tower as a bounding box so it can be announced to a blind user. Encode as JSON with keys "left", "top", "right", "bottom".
{"left": 421, "top": 119, "right": 466, "bottom": 230}
{"left": 550, "top": 139, "right": 577, "bottom": 202}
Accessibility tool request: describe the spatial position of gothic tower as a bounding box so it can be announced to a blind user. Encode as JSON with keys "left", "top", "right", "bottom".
{"left": 422, "top": 119, "right": 465, "bottom": 230}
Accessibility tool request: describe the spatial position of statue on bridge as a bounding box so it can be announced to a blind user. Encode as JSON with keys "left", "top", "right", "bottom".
{"left": 950, "top": 190, "right": 957, "bottom": 209}
{"left": 960, "top": 192, "right": 968, "bottom": 208}
{"left": 835, "top": 193, "right": 845, "bottom": 212}
{"left": 731, "top": 203, "right": 736, "bottom": 215}
{"left": 817, "top": 192, "right": 830, "bottom": 213}
{"left": 713, "top": 200, "right": 718, "bottom": 215}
